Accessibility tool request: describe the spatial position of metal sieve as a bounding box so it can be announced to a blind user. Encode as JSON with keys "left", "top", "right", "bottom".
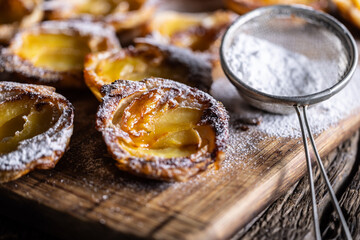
{"left": 220, "top": 5, "right": 358, "bottom": 240}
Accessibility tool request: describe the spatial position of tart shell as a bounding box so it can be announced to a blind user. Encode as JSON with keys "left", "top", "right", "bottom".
{"left": 0, "top": 81, "right": 74, "bottom": 183}
{"left": 147, "top": 10, "right": 237, "bottom": 59}
{"left": 0, "top": 21, "right": 120, "bottom": 88}
{"left": 96, "top": 78, "right": 229, "bottom": 181}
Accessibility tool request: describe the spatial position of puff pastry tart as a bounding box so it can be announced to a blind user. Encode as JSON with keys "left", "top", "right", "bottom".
{"left": 0, "top": 0, "right": 43, "bottom": 45}
{"left": 84, "top": 39, "right": 213, "bottom": 101}
{"left": 0, "top": 21, "right": 120, "bottom": 88}
{"left": 333, "top": 0, "right": 360, "bottom": 28}
{"left": 96, "top": 78, "right": 229, "bottom": 181}
{"left": 0, "top": 81, "right": 74, "bottom": 183}
{"left": 147, "top": 10, "right": 236, "bottom": 54}
{"left": 45, "top": 0, "right": 155, "bottom": 44}
{"left": 224, "top": 0, "right": 328, "bottom": 14}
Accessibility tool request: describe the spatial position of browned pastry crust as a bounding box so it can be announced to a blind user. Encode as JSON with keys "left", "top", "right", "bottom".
{"left": 146, "top": 10, "right": 237, "bottom": 60}
{"left": 0, "top": 0, "right": 43, "bottom": 45}
{"left": 44, "top": 0, "right": 156, "bottom": 44}
{"left": 224, "top": 0, "right": 328, "bottom": 15}
{"left": 84, "top": 39, "right": 213, "bottom": 101}
{"left": 96, "top": 78, "right": 229, "bottom": 181}
{"left": 0, "top": 81, "right": 74, "bottom": 183}
{"left": 0, "top": 21, "right": 120, "bottom": 88}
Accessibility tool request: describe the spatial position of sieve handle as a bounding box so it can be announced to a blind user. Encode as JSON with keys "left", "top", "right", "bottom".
{"left": 295, "top": 106, "right": 321, "bottom": 240}
{"left": 295, "top": 105, "right": 352, "bottom": 240}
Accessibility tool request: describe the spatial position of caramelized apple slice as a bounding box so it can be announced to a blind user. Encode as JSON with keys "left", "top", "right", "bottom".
{"left": 84, "top": 39, "right": 213, "bottom": 100}
{"left": 224, "top": 0, "right": 328, "bottom": 15}
{"left": 45, "top": 0, "right": 155, "bottom": 44}
{"left": 96, "top": 78, "right": 229, "bottom": 181}
{"left": 147, "top": 10, "right": 237, "bottom": 55}
{"left": 0, "top": 21, "right": 120, "bottom": 88}
{"left": 333, "top": 0, "right": 360, "bottom": 29}
{"left": 0, "top": 0, "right": 43, "bottom": 44}
{"left": 0, "top": 81, "right": 74, "bottom": 183}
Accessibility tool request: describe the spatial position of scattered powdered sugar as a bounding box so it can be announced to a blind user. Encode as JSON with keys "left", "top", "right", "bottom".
{"left": 225, "top": 34, "right": 338, "bottom": 96}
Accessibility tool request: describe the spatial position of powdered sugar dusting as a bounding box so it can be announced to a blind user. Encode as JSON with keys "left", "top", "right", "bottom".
{"left": 225, "top": 34, "right": 339, "bottom": 97}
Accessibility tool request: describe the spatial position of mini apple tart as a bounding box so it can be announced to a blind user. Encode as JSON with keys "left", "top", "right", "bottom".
{"left": 0, "top": 21, "right": 120, "bottom": 88}
{"left": 96, "top": 78, "right": 229, "bottom": 181}
{"left": 0, "top": 81, "right": 74, "bottom": 183}
{"left": 0, "top": 0, "right": 43, "bottom": 45}
{"left": 84, "top": 39, "right": 213, "bottom": 101}
{"left": 147, "top": 10, "right": 237, "bottom": 54}
{"left": 333, "top": 0, "right": 360, "bottom": 29}
{"left": 224, "top": 0, "right": 328, "bottom": 15}
{"left": 45, "top": 0, "right": 155, "bottom": 44}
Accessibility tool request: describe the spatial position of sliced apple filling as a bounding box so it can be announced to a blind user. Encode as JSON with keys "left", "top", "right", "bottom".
{"left": 15, "top": 33, "right": 91, "bottom": 72}
{"left": 84, "top": 40, "right": 213, "bottom": 100}
{"left": 94, "top": 56, "right": 185, "bottom": 84}
{"left": 148, "top": 11, "right": 236, "bottom": 52}
{"left": 113, "top": 89, "right": 216, "bottom": 158}
{"left": 0, "top": 98, "right": 59, "bottom": 154}
{"left": 70, "top": 0, "right": 126, "bottom": 16}
{"left": 0, "top": 21, "right": 120, "bottom": 88}
{"left": 96, "top": 78, "right": 229, "bottom": 181}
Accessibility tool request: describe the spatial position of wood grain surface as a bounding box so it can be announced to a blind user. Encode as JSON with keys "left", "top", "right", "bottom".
{"left": 233, "top": 132, "right": 360, "bottom": 239}
{"left": 0, "top": 64, "right": 360, "bottom": 240}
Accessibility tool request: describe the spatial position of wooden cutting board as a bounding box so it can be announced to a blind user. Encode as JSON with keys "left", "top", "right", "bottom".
{"left": 0, "top": 55, "right": 360, "bottom": 240}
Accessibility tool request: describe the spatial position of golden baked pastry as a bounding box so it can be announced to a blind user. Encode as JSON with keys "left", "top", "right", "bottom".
{"left": 84, "top": 39, "right": 213, "bottom": 101}
{"left": 147, "top": 10, "right": 237, "bottom": 54}
{"left": 224, "top": 0, "right": 328, "bottom": 14}
{"left": 0, "top": 0, "right": 43, "bottom": 45}
{"left": 333, "top": 0, "right": 360, "bottom": 28}
{"left": 0, "top": 81, "right": 74, "bottom": 183}
{"left": 0, "top": 21, "right": 120, "bottom": 88}
{"left": 45, "top": 0, "right": 155, "bottom": 44}
{"left": 96, "top": 78, "right": 229, "bottom": 181}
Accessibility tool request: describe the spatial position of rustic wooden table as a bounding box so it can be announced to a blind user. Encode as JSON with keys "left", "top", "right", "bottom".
{"left": 2, "top": 1, "right": 360, "bottom": 239}
{"left": 0, "top": 131, "right": 359, "bottom": 240}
